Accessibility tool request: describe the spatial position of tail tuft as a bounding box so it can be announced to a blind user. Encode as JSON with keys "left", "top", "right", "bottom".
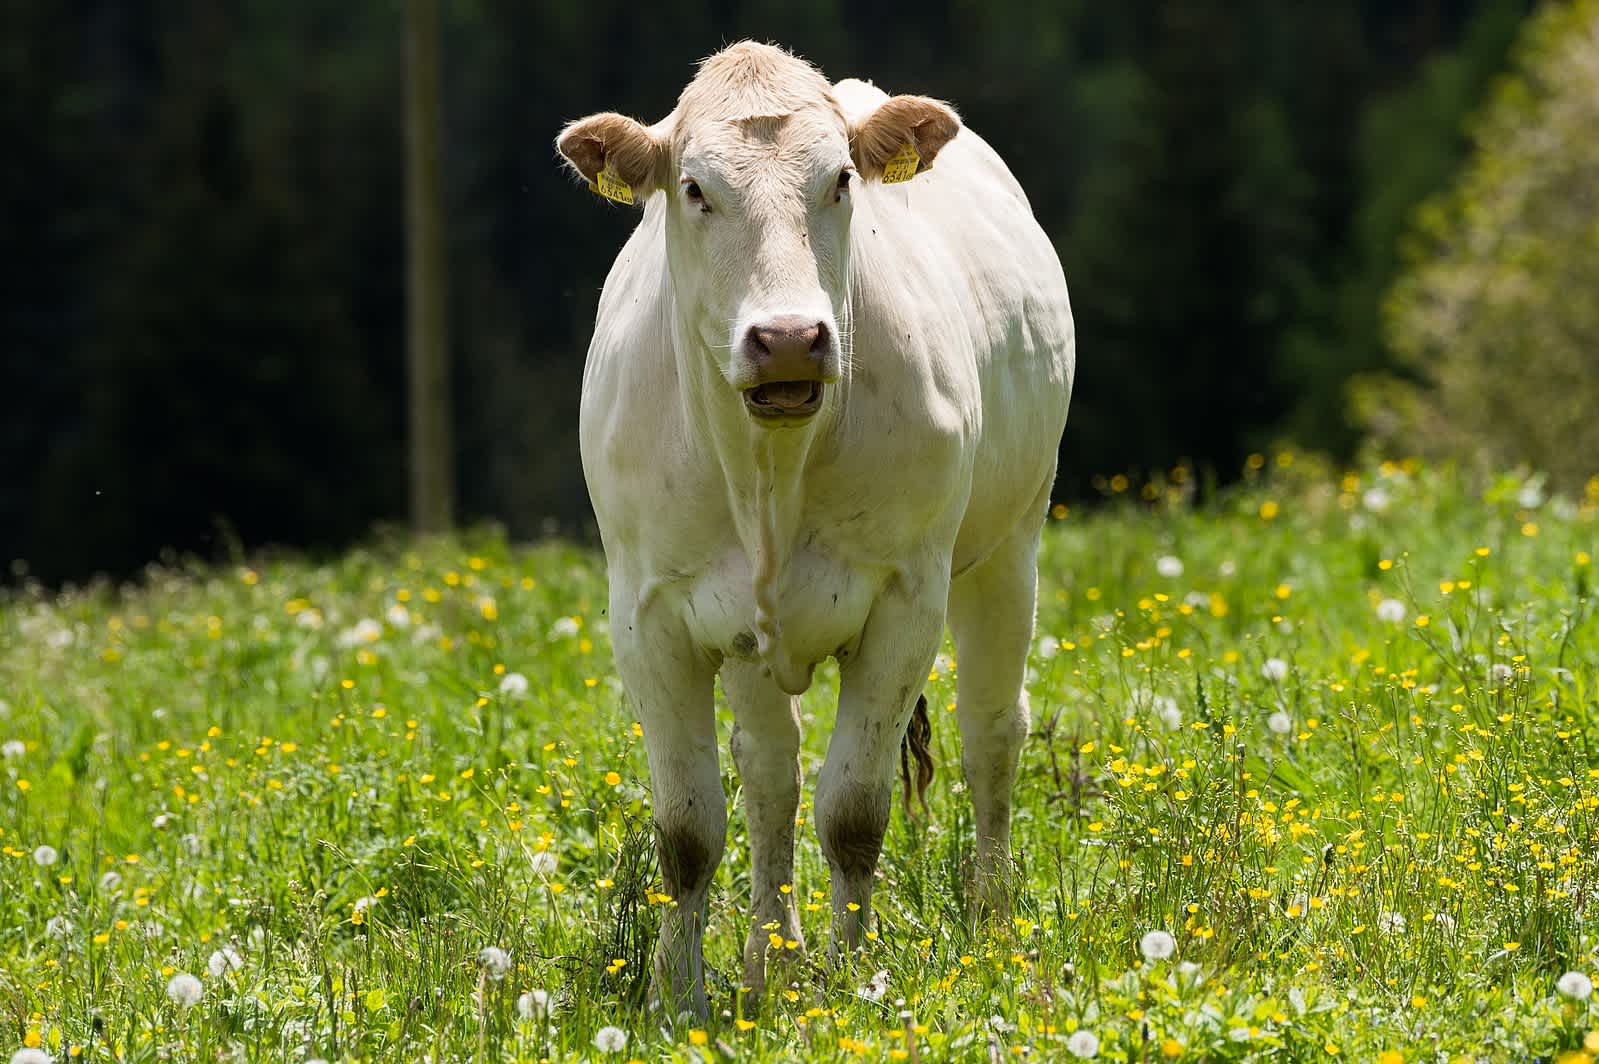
{"left": 899, "top": 693, "right": 935, "bottom": 818}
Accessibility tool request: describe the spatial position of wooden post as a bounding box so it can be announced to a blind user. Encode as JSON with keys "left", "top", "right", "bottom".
{"left": 404, "top": 0, "right": 452, "bottom": 532}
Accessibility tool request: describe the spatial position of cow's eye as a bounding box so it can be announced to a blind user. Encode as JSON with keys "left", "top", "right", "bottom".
{"left": 682, "top": 181, "right": 710, "bottom": 213}
{"left": 835, "top": 169, "right": 853, "bottom": 202}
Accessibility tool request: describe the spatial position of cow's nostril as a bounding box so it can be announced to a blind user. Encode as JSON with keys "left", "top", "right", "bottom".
{"left": 811, "top": 321, "right": 829, "bottom": 355}
{"left": 745, "top": 327, "right": 771, "bottom": 360}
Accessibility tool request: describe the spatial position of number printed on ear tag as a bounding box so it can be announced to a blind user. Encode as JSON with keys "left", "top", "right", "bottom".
{"left": 589, "top": 168, "right": 635, "bottom": 205}
{"left": 881, "top": 142, "right": 921, "bottom": 184}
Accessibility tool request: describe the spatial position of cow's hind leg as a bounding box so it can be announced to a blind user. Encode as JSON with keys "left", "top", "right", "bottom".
{"left": 612, "top": 613, "right": 724, "bottom": 1020}
{"left": 722, "top": 661, "right": 805, "bottom": 1004}
{"left": 947, "top": 513, "right": 1044, "bottom": 918}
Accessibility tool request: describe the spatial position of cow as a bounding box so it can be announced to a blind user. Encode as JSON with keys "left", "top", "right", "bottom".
{"left": 557, "top": 41, "right": 1074, "bottom": 1018}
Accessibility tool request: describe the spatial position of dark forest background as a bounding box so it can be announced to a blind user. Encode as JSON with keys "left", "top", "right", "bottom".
{"left": 1, "top": 0, "right": 1533, "bottom": 583}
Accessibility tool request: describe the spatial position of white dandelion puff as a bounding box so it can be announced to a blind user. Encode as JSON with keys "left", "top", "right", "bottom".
{"left": 1268, "top": 711, "right": 1292, "bottom": 736}
{"left": 1139, "top": 929, "right": 1176, "bottom": 961}
{"left": 479, "top": 946, "right": 512, "bottom": 981}
{"left": 858, "top": 968, "right": 889, "bottom": 1002}
{"left": 1363, "top": 488, "right": 1391, "bottom": 513}
{"left": 517, "top": 989, "right": 551, "bottom": 1019}
{"left": 549, "top": 616, "right": 581, "bottom": 639}
{"left": 498, "top": 672, "right": 529, "bottom": 697}
{"left": 1377, "top": 911, "right": 1406, "bottom": 935}
{"left": 32, "top": 845, "right": 57, "bottom": 867}
{"left": 593, "top": 1025, "right": 628, "bottom": 1053}
{"left": 207, "top": 946, "right": 244, "bottom": 978}
{"left": 336, "top": 618, "right": 383, "bottom": 648}
{"left": 166, "top": 972, "right": 203, "bottom": 1008}
{"left": 1036, "top": 635, "right": 1060, "bottom": 660}
{"left": 1375, "top": 598, "right": 1406, "bottom": 624}
{"left": 385, "top": 604, "right": 411, "bottom": 628}
{"left": 1489, "top": 663, "right": 1514, "bottom": 686}
{"left": 1066, "top": 1030, "right": 1099, "bottom": 1058}
{"left": 1262, "top": 658, "right": 1289, "bottom": 681}
{"left": 529, "top": 850, "right": 557, "bottom": 877}
{"left": 1556, "top": 971, "right": 1593, "bottom": 1000}
{"left": 45, "top": 915, "right": 74, "bottom": 939}
{"left": 1, "top": 739, "right": 24, "bottom": 759}
{"left": 1156, "top": 555, "right": 1184, "bottom": 579}
{"left": 11, "top": 1049, "right": 54, "bottom": 1064}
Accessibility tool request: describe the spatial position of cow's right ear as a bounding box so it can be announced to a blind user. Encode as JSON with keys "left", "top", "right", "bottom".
{"left": 557, "top": 113, "right": 667, "bottom": 205}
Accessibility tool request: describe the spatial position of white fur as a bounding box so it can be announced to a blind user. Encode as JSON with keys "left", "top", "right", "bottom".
{"left": 573, "top": 49, "right": 1073, "bottom": 1017}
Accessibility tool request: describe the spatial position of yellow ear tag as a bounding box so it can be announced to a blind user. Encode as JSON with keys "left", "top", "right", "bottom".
{"left": 880, "top": 142, "right": 921, "bottom": 184}
{"left": 589, "top": 167, "right": 635, "bottom": 205}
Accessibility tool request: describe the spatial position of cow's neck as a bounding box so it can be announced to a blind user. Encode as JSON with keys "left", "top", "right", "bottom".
{"left": 675, "top": 322, "right": 836, "bottom": 694}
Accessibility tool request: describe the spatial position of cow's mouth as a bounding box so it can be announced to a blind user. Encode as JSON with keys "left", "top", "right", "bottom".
{"left": 743, "top": 380, "right": 824, "bottom": 420}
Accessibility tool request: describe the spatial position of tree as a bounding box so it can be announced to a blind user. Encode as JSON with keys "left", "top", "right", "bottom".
{"left": 405, "top": 0, "right": 453, "bottom": 532}
{"left": 1359, "top": 0, "right": 1599, "bottom": 489}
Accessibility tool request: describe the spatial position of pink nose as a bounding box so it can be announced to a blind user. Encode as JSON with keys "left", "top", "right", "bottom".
{"left": 744, "top": 316, "right": 828, "bottom": 381}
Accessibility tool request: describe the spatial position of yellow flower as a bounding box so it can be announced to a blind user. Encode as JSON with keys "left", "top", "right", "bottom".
{"left": 604, "top": 771, "right": 622, "bottom": 786}
{"left": 1377, "top": 1052, "right": 1403, "bottom": 1064}
{"left": 688, "top": 1029, "right": 708, "bottom": 1046}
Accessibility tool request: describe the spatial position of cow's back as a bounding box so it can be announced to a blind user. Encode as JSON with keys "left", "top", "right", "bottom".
{"left": 837, "top": 79, "right": 1075, "bottom": 574}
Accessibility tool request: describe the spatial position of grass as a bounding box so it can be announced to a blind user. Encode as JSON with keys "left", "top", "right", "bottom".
{"left": 3, "top": 456, "right": 1598, "bottom": 1063}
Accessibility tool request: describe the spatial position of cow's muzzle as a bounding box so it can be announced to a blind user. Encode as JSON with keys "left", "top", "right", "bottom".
{"left": 741, "top": 316, "right": 829, "bottom": 422}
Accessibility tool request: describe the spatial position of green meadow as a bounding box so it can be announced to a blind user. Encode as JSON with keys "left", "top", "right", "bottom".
{"left": 3, "top": 457, "right": 1597, "bottom": 1062}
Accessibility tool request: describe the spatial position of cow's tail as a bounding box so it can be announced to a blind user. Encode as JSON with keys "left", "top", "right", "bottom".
{"left": 900, "top": 693, "right": 935, "bottom": 818}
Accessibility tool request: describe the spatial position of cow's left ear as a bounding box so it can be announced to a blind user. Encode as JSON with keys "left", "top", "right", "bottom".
{"left": 849, "top": 95, "right": 961, "bottom": 181}
{"left": 556, "top": 112, "right": 669, "bottom": 204}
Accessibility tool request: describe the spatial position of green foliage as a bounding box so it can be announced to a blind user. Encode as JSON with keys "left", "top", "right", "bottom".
{"left": 4, "top": 459, "right": 1599, "bottom": 1059}
{"left": 1362, "top": 0, "right": 1599, "bottom": 491}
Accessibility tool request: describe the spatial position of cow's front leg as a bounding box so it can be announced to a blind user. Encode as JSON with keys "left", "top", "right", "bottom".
{"left": 722, "top": 661, "right": 805, "bottom": 1003}
{"left": 815, "top": 572, "right": 946, "bottom": 958}
{"left": 612, "top": 609, "right": 724, "bottom": 1020}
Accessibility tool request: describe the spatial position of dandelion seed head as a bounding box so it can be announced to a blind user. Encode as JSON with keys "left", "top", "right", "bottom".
{"left": 1262, "top": 658, "right": 1289, "bottom": 681}
{"left": 1556, "top": 970, "right": 1593, "bottom": 1000}
{"left": 1066, "top": 1030, "right": 1099, "bottom": 1058}
{"left": 45, "top": 915, "right": 73, "bottom": 939}
{"left": 1, "top": 739, "right": 24, "bottom": 759}
{"left": 32, "top": 845, "right": 57, "bottom": 867}
{"left": 1268, "top": 711, "right": 1293, "bottom": 735}
{"left": 1139, "top": 929, "right": 1176, "bottom": 961}
{"left": 498, "top": 672, "right": 529, "bottom": 697}
{"left": 859, "top": 968, "right": 889, "bottom": 1002}
{"left": 518, "top": 989, "right": 551, "bottom": 1019}
{"left": 593, "top": 1025, "right": 628, "bottom": 1053}
{"left": 207, "top": 946, "right": 243, "bottom": 978}
{"left": 479, "top": 946, "right": 512, "bottom": 980}
{"left": 1156, "top": 555, "right": 1184, "bottom": 579}
{"left": 1376, "top": 598, "right": 1406, "bottom": 624}
{"left": 11, "top": 1049, "right": 53, "bottom": 1064}
{"left": 166, "top": 972, "right": 203, "bottom": 1008}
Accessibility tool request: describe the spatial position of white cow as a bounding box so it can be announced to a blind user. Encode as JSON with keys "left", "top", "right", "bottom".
{"left": 558, "top": 41, "right": 1074, "bottom": 1017}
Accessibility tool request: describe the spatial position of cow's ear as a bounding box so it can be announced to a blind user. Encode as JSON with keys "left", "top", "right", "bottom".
{"left": 557, "top": 112, "right": 668, "bottom": 204}
{"left": 849, "top": 95, "right": 960, "bottom": 182}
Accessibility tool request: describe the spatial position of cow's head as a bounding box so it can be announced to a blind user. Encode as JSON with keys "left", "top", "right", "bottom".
{"left": 559, "top": 43, "right": 959, "bottom": 426}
